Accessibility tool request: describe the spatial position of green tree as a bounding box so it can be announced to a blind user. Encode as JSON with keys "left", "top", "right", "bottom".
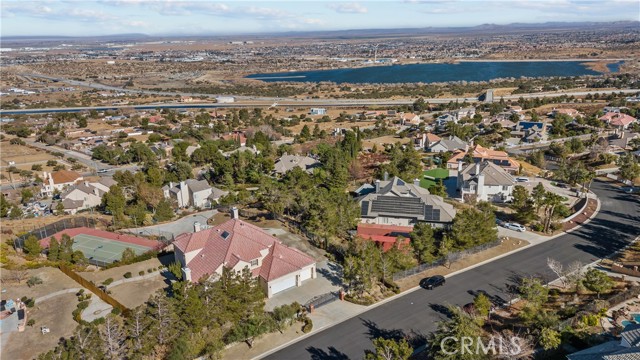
{"left": 365, "top": 337, "right": 413, "bottom": 360}
{"left": 410, "top": 223, "right": 437, "bottom": 263}
{"left": 226, "top": 313, "right": 274, "bottom": 348}
{"left": 55, "top": 201, "right": 65, "bottom": 216}
{"left": 103, "top": 185, "right": 126, "bottom": 221}
{"left": 519, "top": 277, "right": 548, "bottom": 306}
{"left": 429, "top": 179, "right": 447, "bottom": 197}
{"left": 0, "top": 194, "right": 11, "bottom": 217}
{"left": 300, "top": 125, "right": 311, "bottom": 141}
{"left": 47, "top": 236, "right": 60, "bottom": 261}
{"left": 20, "top": 188, "right": 33, "bottom": 204}
{"left": 618, "top": 152, "right": 640, "bottom": 183}
{"left": 473, "top": 293, "right": 492, "bottom": 319}
{"left": 582, "top": 268, "right": 613, "bottom": 298}
{"left": 24, "top": 235, "right": 42, "bottom": 257}
{"left": 9, "top": 206, "right": 23, "bottom": 220}
{"left": 539, "top": 328, "right": 561, "bottom": 350}
{"left": 155, "top": 199, "right": 174, "bottom": 222}
{"left": 451, "top": 202, "right": 497, "bottom": 248}
{"left": 77, "top": 118, "right": 88, "bottom": 128}
{"left": 427, "top": 306, "right": 486, "bottom": 360}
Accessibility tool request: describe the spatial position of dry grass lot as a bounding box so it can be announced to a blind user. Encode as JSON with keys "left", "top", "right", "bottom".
{"left": 362, "top": 135, "right": 411, "bottom": 149}
{"left": 78, "top": 257, "right": 164, "bottom": 285}
{"left": 2, "top": 293, "right": 78, "bottom": 360}
{"left": 0, "top": 141, "right": 65, "bottom": 183}
{"left": 395, "top": 238, "right": 530, "bottom": 292}
{"left": 109, "top": 276, "right": 169, "bottom": 308}
{"left": 0, "top": 267, "right": 79, "bottom": 302}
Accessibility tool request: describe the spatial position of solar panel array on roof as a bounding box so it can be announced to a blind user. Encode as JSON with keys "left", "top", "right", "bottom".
{"left": 371, "top": 196, "right": 423, "bottom": 216}
{"left": 361, "top": 201, "right": 369, "bottom": 216}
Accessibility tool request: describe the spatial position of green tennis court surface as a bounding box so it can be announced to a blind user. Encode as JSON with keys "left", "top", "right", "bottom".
{"left": 72, "top": 234, "right": 151, "bottom": 264}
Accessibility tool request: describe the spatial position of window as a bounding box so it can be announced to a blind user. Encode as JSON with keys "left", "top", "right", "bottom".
{"left": 250, "top": 259, "right": 258, "bottom": 267}
{"left": 502, "top": 186, "right": 509, "bottom": 191}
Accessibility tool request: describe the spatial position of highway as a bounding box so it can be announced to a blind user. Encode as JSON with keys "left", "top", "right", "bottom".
{"left": 263, "top": 180, "right": 640, "bottom": 360}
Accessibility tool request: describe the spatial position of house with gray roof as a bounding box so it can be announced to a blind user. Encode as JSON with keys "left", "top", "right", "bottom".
{"left": 428, "top": 136, "right": 468, "bottom": 153}
{"left": 55, "top": 178, "right": 114, "bottom": 215}
{"left": 457, "top": 161, "right": 515, "bottom": 203}
{"left": 358, "top": 176, "right": 456, "bottom": 228}
{"left": 567, "top": 323, "right": 640, "bottom": 360}
{"left": 274, "top": 154, "right": 321, "bottom": 175}
{"left": 163, "top": 179, "right": 228, "bottom": 209}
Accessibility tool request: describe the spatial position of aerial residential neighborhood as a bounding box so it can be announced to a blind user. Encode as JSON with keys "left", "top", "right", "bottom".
{"left": 1, "top": 2, "right": 640, "bottom": 360}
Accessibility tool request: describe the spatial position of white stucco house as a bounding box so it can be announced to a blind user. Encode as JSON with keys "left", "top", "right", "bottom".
{"left": 162, "top": 179, "right": 228, "bottom": 209}
{"left": 40, "top": 170, "right": 83, "bottom": 197}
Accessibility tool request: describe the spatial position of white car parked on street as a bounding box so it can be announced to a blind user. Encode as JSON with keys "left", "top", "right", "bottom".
{"left": 505, "top": 223, "right": 526, "bottom": 232}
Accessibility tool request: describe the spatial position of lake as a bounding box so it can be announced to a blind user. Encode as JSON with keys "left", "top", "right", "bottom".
{"left": 246, "top": 61, "right": 605, "bottom": 84}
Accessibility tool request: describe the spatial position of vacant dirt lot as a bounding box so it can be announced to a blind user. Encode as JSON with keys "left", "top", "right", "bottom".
{"left": 78, "top": 257, "right": 165, "bottom": 284}
{"left": 362, "top": 135, "right": 410, "bottom": 149}
{"left": 1, "top": 267, "right": 79, "bottom": 302}
{"left": 109, "top": 276, "right": 170, "bottom": 308}
{"left": 2, "top": 293, "right": 78, "bottom": 360}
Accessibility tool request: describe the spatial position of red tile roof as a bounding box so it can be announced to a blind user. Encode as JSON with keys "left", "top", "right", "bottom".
{"left": 39, "top": 227, "right": 160, "bottom": 250}
{"left": 599, "top": 112, "right": 636, "bottom": 127}
{"left": 50, "top": 170, "right": 82, "bottom": 185}
{"left": 357, "top": 223, "right": 412, "bottom": 252}
{"left": 174, "top": 219, "right": 315, "bottom": 283}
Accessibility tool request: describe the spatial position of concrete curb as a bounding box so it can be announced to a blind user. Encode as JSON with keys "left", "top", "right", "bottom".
{"left": 253, "top": 195, "right": 603, "bottom": 360}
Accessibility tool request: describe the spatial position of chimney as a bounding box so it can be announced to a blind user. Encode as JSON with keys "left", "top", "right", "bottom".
{"left": 383, "top": 171, "right": 389, "bottom": 181}
{"left": 375, "top": 179, "right": 381, "bottom": 193}
{"left": 194, "top": 221, "right": 201, "bottom": 232}
{"left": 477, "top": 173, "right": 485, "bottom": 199}
{"left": 414, "top": 178, "right": 420, "bottom": 187}
{"left": 457, "top": 161, "right": 463, "bottom": 172}
{"left": 231, "top": 206, "right": 239, "bottom": 219}
{"left": 182, "top": 267, "right": 192, "bottom": 282}
{"left": 475, "top": 162, "right": 480, "bottom": 175}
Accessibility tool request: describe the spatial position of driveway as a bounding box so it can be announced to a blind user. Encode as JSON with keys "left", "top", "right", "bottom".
{"left": 122, "top": 209, "right": 217, "bottom": 238}
{"left": 265, "top": 261, "right": 343, "bottom": 311}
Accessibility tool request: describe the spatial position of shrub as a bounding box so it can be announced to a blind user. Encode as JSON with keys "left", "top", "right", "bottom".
{"left": 147, "top": 268, "right": 153, "bottom": 273}
{"left": 76, "top": 289, "right": 85, "bottom": 296}
{"left": 531, "top": 223, "right": 545, "bottom": 232}
{"left": 301, "top": 316, "right": 313, "bottom": 333}
{"left": 111, "top": 307, "right": 121, "bottom": 315}
{"left": 102, "top": 278, "right": 114, "bottom": 285}
{"left": 123, "top": 272, "right": 132, "bottom": 278}
{"left": 550, "top": 222, "right": 563, "bottom": 231}
{"left": 77, "top": 301, "right": 89, "bottom": 310}
{"left": 139, "top": 271, "right": 145, "bottom": 276}
{"left": 27, "top": 276, "right": 43, "bottom": 287}
{"left": 27, "top": 319, "right": 35, "bottom": 327}
{"left": 581, "top": 314, "right": 599, "bottom": 327}
{"left": 24, "top": 298, "right": 35, "bottom": 308}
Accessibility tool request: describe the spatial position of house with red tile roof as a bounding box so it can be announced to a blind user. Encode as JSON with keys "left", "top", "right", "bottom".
{"left": 447, "top": 144, "right": 520, "bottom": 174}
{"left": 599, "top": 112, "right": 637, "bottom": 130}
{"left": 173, "top": 209, "right": 316, "bottom": 297}
{"left": 357, "top": 223, "right": 411, "bottom": 252}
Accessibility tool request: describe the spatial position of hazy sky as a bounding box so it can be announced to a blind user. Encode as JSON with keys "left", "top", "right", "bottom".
{"left": 1, "top": 0, "right": 639, "bottom": 37}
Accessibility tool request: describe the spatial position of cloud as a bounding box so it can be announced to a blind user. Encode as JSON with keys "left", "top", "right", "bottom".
{"left": 241, "top": 6, "right": 292, "bottom": 20}
{"left": 328, "top": 2, "right": 368, "bottom": 14}
{"left": 302, "top": 18, "right": 327, "bottom": 25}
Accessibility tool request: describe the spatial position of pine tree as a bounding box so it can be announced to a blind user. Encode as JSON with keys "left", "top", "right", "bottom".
{"left": 23, "top": 235, "right": 42, "bottom": 257}
{"left": 47, "top": 236, "right": 60, "bottom": 261}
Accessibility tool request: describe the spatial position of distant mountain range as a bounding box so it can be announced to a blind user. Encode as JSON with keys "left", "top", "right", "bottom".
{"left": 2, "top": 21, "right": 638, "bottom": 44}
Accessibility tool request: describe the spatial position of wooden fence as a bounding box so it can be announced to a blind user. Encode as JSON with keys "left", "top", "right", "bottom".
{"left": 58, "top": 264, "right": 130, "bottom": 316}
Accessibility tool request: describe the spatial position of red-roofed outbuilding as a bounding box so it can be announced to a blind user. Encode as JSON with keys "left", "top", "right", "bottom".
{"left": 357, "top": 223, "right": 412, "bottom": 252}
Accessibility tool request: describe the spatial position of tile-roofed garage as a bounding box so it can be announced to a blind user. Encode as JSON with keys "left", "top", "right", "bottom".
{"left": 173, "top": 212, "right": 316, "bottom": 297}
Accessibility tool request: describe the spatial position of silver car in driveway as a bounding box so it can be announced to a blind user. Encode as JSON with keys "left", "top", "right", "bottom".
{"left": 504, "top": 223, "right": 526, "bottom": 232}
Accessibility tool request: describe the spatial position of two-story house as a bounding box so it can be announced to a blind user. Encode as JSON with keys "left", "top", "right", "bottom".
{"left": 41, "top": 170, "right": 83, "bottom": 197}
{"left": 173, "top": 208, "right": 316, "bottom": 297}
{"left": 457, "top": 161, "right": 515, "bottom": 203}
{"left": 162, "top": 179, "right": 228, "bottom": 209}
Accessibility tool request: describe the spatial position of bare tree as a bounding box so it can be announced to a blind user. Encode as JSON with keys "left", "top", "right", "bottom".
{"left": 128, "top": 308, "right": 147, "bottom": 351}
{"left": 100, "top": 315, "right": 125, "bottom": 360}
{"left": 493, "top": 330, "right": 534, "bottom": 360}
{"left": 564, "top": 261, "right": 585, "bottom": 291}
{"left": 11, "top": 269, "right": 29, "bottom": 284}
{"left": 150, "top": 295, "right": 175, "bottom": 346}
{"left": 73, "top": 326, "right": 97, "bottom": 360}
{"left": 547, "top": 258, "right": 567, "bottom": 288}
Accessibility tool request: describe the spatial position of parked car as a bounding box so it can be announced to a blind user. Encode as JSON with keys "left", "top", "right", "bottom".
{"left": 420, "top": 275, "right": 446, "bottom": 290}
{"left": 505, "top": 223, "right": 526, "bottom": 232}
{"left": 515, "top": 177, "right": 529, "bottom": 182}
{"left": 621, "top": 187, "right": 639, "bottom": 194}
{"left": 496, "top": 219, "right": 506, "bottom": 227}
{"left": 97, "top": 169, "right": 108, "bottom": 174}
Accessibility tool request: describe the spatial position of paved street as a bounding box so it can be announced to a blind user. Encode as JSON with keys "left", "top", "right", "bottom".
{"left": 262, "top": 180, "right": 640, "bottom": 360}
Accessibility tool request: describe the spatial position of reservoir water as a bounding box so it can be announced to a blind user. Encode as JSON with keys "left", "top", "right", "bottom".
{"left": 247, "top": 61, "right": 606, "bottom": 84}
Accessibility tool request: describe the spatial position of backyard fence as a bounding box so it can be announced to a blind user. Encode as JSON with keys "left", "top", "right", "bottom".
{"left": 12, "top": 217, "right": 101, "bottom": 249}
{"left": 557, "top": 286, "right": 640, "bottom": 329}
{"left": 58, "top": 264, "right": 130, "bottom": 316}
{"left": 392, "top": 240, "right": 502, "bottom": 281}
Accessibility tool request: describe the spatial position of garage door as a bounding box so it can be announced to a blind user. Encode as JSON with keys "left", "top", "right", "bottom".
{"left": 270, "top": 275, "right": 297, "bottom": 295}
{"left": 299, "top": 267, "right": 312, "bottom": 282}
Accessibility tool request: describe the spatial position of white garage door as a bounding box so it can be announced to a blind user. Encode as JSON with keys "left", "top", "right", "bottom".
{"left": 270, "top": 275, "right": 297, "bottom": 295}
{"left": 299, "top": 267, "right": 312, "bottom": 282}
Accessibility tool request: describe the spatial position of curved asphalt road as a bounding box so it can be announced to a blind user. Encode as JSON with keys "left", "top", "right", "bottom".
{"left": 264, "top": 180, "right": 640, "bottom": 360}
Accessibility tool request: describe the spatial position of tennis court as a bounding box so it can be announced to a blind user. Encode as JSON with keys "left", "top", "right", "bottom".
{"left": 72, "top": 234, "right": 152, "bottom": 265}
